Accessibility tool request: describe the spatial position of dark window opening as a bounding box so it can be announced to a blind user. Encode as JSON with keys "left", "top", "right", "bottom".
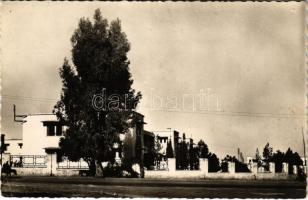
{"left": 47, "top": 125, "right": 55, "bottom": 136}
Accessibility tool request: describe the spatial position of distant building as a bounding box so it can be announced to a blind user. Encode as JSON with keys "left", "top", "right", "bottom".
{"left": 152, "top": 129, "right": 179, "bottom": 156}
{"left": 246, "top": 156, "right": 253, "bottom": 164}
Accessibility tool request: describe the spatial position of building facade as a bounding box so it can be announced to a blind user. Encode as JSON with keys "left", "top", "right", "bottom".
{"left": 3, "top": 112, "right": 154, "bottom": 176}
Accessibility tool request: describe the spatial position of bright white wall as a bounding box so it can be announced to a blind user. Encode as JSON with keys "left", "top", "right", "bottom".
{"left": 22, "top": 115, "right": 62, "bottom": 155}
{"left": 6, "top": 139, "right": 23, "bottom": 155}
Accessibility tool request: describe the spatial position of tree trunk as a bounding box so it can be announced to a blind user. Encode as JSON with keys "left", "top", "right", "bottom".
{"left": 88, "top": 160, "right": 96, "bottom": 176}
{"left": 95, "top": 160, "right": 104, "bottom": 177}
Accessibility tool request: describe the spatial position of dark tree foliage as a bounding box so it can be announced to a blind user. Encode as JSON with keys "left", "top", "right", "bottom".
{"left": 197, "top": 140, "right": 209, "bottom": 158}
{"left": 208, "top": 152, "right": 220, "bottom": 172}
{"left": 267, "top": 146, "right": 303, "bottom": 174}
{"left": 178, "top": 140, "right": 189, "bottom": 169}
{"left": 284, "top": 148, "right": 303, "bottom": 174}
{"left": 220, "top": 161, "right": 228, "bottom": 172}
{"left": 144, "top": 151, "right": 155, "bottom": 170}
{"left": 263, "top": 143, "right": 273, "bottom": 160}
{"left": 191, "top": 147, "right": 200, "bottom": 170}
{"left": 53, "top": 9, "right": 141, "bottom": 176}
{"left": 176, "top": 134, "right": 189, "bottom": 170}
{"left": 166, "top": 139, "right": 174, "bottom": 158}
{"left": 188, "top": 140, "right": 199, "bottom": 170}
{"left": 253, "top": 148, "right": 262, "bottom": 168}
{"left": 143, "top": 135, "right": 155, "bottom": 169}
{"left": 270, "top": 150, "right": 284, "bottom": 172}
{"left": 262, "top": 143, "right": 273, "bottom": 171}
{"left": 195, "top": 140, "right": 219, "bottom": 171}
{"left": 221, "top": 155, "right": 250, "bottom": 173}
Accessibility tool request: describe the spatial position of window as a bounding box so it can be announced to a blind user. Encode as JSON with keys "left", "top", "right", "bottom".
{"left": 43, "top": 121, "right": 65, "bottom": 136}
{"left": 47, "top": 125, "right": 55, "bottom": 136}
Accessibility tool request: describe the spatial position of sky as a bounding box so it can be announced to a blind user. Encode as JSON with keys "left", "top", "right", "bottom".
{"left": 1, "top": 2, "right": 306, "bottom": 159}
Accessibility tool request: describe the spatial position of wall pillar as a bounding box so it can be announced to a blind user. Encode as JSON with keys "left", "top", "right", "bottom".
{"left": 228, "top": 162, "right": 235, "bottom": 174}
{"left": 199, "top": 158, "right": 208, "bottom": 175}
{"left": 293, "top": 165, "right": 297, "bottom": 175}
{"left": 115, "top": 152, "right": 121, "bottom": 165}
{"left": 251, "top": 162, "right": 258, "bottom": 174}
{"left": 168, "top": 158, "right": 176, "bottom": 172}
{"left": 2, "top": 153, "right": 11, "bottom": 164}
{"left": 269, "top": 162, "right": 275, "bottom": 173}
{"left": 282, "top": 162, "right": 289, "bottom": 174}
{"left": 47, "top": 153, "right": 57, "bottom": 176}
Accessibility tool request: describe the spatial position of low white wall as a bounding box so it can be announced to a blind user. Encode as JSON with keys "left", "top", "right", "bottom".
{"left": 9, "top": 156, "right": 297, "bottom": 180}
{"left": 145, "top": 170, "right": 205, "bottom": 179}
{"left": 55, "top": 169, "right": 80, "bottom": 176}
{"left": 144, "top": 159, "right": 295, "bottom": 180}
{"left": 13, "top": 167, "right": 80, "bottom": 176}
{"left": 14, "top": 167, "right": 50, "bottom": 176}
{"left": 144, "top": 171, "right": 294, "bottom": 180}
{"left": 205, "top": 172, "right": 254, "bottom": 180}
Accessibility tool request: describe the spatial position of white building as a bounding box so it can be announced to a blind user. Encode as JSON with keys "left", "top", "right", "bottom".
{"left": 22, "top": 114, "right": 65, "bottom": 155}
{"left": 5, "top": 138, "right": 23, "bottom": 155}
{"left": 4, "top": 112, "right": 151, "bottom": 176}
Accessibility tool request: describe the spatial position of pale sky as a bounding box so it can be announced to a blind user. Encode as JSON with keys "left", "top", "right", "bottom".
{"left": 1, "top": 2, "right": 306, "bottom": 159}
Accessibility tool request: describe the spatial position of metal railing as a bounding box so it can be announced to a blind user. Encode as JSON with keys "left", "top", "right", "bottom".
{"left": 10, "top": 155, "right": 47, "bottom": 168}
{"left": 57, "top": 158, "right": 89, "bottom": 169}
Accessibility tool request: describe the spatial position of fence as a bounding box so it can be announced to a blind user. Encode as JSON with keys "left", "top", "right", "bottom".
{"left": 57, "top": 158, "right": 88, "bottom": 169}
{"left": 144, "top": 158, "right": 299, "bottom": 180}
{"left": 10, "top": 155, "right": 47, "bottom": 168}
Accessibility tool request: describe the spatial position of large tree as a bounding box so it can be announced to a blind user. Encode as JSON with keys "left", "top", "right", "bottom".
{"left": 54, "top": 9, "right": 141, "bottom": 176}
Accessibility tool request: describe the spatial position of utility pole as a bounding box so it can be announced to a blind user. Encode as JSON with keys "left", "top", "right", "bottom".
{"left": 1, "top": 134, "right": 9, "bottom": 166}
{"left": 302, "top": 127, "right": 307, "bottom": 172}
{"left": 13, "top": 105, "right": 27, "bottom": 123}
{"left": 0, "top": 134, "right": 4, "bottom": 166}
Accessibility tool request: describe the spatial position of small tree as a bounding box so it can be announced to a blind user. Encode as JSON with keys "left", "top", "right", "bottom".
{"left": 263, "top": 143, "right": 273, "bottom": 160}
{"left": 208, "top": 152, "right": 220, "bottom": 172}
{"left": 153, "top": 135, "right": 162, "bottom": 169}
{"left": 197, "top": 140, "right": 209, "bottom": 158}
{"left": 221, "top": 155, "right": 250, "bottom": 173}
{"left": 177, "top": 140, "right": 189, "bottom": 170}
{"left": 254, "top": 148, "right": 262, "bottom": 168}
{"left": 262, "top": 143, "right": 273, "bottom": 171}
{"left": 166, "top": 139, "right": 174, "bottom": 158}
{"left": 176, "top": 135, "right": 189, "bottom": 170}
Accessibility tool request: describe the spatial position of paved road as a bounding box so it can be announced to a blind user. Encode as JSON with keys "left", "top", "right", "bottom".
{"left": 1, "top": 176, "right": 306, "bottom": 198}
